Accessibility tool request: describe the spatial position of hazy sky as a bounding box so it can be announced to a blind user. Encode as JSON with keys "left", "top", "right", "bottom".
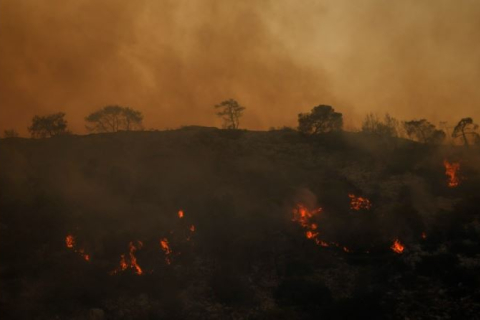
{"left": 1, "top": 0, "right": 480, "bottom": 135}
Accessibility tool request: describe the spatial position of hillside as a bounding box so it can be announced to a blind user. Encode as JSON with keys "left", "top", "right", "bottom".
{"left": 1, "top": 127, "right": 480, "bottom": 319}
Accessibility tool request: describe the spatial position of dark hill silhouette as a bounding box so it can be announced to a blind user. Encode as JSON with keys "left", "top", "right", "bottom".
{"left": 1, "top": 128, "right": 479, "bottom": 319}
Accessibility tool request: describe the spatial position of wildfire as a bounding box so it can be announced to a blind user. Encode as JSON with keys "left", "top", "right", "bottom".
{"left": 65, "top": 234, "right": 90, "bottom": 261}
{"left": 160, "top": 238, "right": 172, "bottom": 265}
{"left": 111, "top": 241, "right": 143, "bottom": 275}
{"left": 348, "top": 194, "right": 372, "bottom": 210}
{"left": 178, "top": 210, "right": 184, "bottom": 218}
{"left": 391, "top": 239, "right": 405, "bottom": 254}
{"left": 444, "top": 160, "right": 460, "bottom": 188}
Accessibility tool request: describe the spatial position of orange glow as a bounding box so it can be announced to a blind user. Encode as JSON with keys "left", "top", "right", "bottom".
{"left": 421, "top": 232, "right": 427, "bottom": 239}
{"left": 190, "top": 225, "right": 195, "bottom": 232}
{"left": 348, "top": 194, "right": 372, "bottom": 210}
{"left": 178, "top": 210, "right": 184, "bottom": 218}
{"left": 444, "top": 160, "right": 460, "bottom": 187}
{"left": 391, "top": 239, "right": 405, "bottom": 254}
{"left": 160, "top": 238, "right": 172, "bottom": 265}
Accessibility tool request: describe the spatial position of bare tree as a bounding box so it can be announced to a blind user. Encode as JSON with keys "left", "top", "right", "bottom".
{"left": 361, "top": 113, "right": 399, "bottom": 137}
{"left": 452, "top": 117, "right": 478, "bottom": 147}
{"left": 85, "top": 106, "right": 143, "bottom": 133}
{"left": 28, "top": 112, "right": 69, "bottom": 138}
{"left": 298, "top": 105, "right": 343, "bottom": 135}
{"left": 3, "top": 129, "right": 19, "bottom": 138}
{"left": 214, "top": 99, "right": 245, "bottom": 129}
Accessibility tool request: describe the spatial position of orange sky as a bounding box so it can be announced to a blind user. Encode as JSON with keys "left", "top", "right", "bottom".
{"left": 1, "top": 0, "right": 480, "bottom": 135}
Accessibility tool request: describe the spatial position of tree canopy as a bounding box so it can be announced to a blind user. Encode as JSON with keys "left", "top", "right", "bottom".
{"left": 85, "top": 106, "right": 143, "bottom": 133}
{"left": 361, "top": 113, "right": 400, "bottom": 138}
{"left": 298, "top": 105, "right": 343, "bottom": 135}
{"left": 403, "top": 119, "right": 445, "bottom": 144}
{"left": 28, "top": 112, "right": 69, "bottom": 138}
{"left": 214, "top": 99, "right": 245, "bottom": 129}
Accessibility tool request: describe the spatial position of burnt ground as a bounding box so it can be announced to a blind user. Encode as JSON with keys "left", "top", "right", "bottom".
{"left": 1, "top": 127, "right": 480, "bottom": 319}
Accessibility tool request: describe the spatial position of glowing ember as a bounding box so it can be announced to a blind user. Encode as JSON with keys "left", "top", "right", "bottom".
{"left": 348, "top": 194, "right": 372, "bottom": 210}
{"left": 391, "top": 239, "right": 405, "bottom": 254}
{"left": 160, "top": 238, "right": 172, "bottom": 265}
{"left": 190, "top": 225, "right": 195, "bottom": 232}
{"left": 65, "top": 234, "right": 90, "bottom": 261}
{"left": 421, "top": 232, "right": 427, "bottom": 239}
{"left": 178, "top": 210, "right": 184, "bottom": 218}
{"left": 343, "top": 247, "right": 350, "bottom": 253}
{"left": 111, "top": 241, "right": 143, "bottom": 275}
{"left": 444, "top": 160, "right": 460, "bottom": 187}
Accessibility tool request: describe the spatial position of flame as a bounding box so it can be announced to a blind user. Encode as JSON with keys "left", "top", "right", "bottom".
{"left": 65, "top": 234, "right": 75, "bottom": 248}
{"left": 292, "top": 204, "right": 322, "bottom": 229}
{"left": 160, "top": 238, "right": 172, "bottom": 265}
{"left": 190, "top": 225, "right": 195, "bottom": 232}
{"left": 444, "top": 160, "right": 460, "bottom": 187}
{"left": 391, "top": 239, "right": 405, "bottom": 254}
{"left": 119, "top": 255, "right": 127, "bottom": 271}
{"left": 111, "top": 241, "right": 143, "bottom": 275}
{"left": 128, "top": 241, "right": 143, "bottom": 275}
{"left": 178, "top": 210, "right": 184, "bottom": 218}
{"left": 65, "top": 234, "right": 90, "bottom": 261}
{"left": 348, "top": 194, "right": 372, "bottom": 210}
{"left": 292, "top": 204, "right": 330, "bottom": 246}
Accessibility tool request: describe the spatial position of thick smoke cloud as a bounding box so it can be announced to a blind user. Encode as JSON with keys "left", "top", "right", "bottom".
{"left": 1, "top": 0, "right": 479, "bottom": 135}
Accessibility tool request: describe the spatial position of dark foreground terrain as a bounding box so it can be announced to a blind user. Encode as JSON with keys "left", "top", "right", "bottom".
{"left": 1, "top": 127, "right": 480, "bottom": 319}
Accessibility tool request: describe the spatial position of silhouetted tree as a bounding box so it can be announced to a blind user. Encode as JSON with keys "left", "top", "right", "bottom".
{"left": 452, "top": 117, "right": 478, "bottom": 147}
{"left": 361, "top": 113, "right": 400, "bottom": 137}
{"left": 214, "top": 99, "right": 245, "bottom": 129}
{"left": 298, "top": 105, "right": 343, "bottom": 135}
{"left": 3, "top": 129, "right": 19, "bottom": 138}
{"left": 85, "top": 106, "right": 143, "bottom": 133}
{"left": 28, "top": 112, "right": 69, "bottom": 138}
{"left": 403, "top": 119, "right": 445, "bottom": 144}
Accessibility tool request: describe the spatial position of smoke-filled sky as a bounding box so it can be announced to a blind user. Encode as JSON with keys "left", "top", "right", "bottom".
{"left": 1, "top": 0, "right": 480, "bottom": 135}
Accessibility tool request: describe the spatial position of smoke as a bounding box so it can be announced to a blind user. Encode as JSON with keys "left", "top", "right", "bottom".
{"left": 1, "top": 0, "right": 480, "bottom": 135}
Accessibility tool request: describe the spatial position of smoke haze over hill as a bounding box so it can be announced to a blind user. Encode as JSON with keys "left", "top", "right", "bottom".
{"left": 2, "top": 0, "right": 480, "bottom": 134}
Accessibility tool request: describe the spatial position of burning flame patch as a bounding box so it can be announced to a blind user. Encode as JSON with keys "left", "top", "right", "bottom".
{"left": 111, "top": 240, "right": 143, "bottom": 275}
{"left": 65, "top": 234, "right": 90, "bottom": 261}
{"left": 391, "top": 239, "right": 405, "bottom": 254}
{"left": 160, "top": 238, "right": 172, "bottom": 265}
{"left": 444, "top": 160, "right": 460, "bottom": 188}
{"left": 348, "top": 194, "right": 372, "bottom": 210}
